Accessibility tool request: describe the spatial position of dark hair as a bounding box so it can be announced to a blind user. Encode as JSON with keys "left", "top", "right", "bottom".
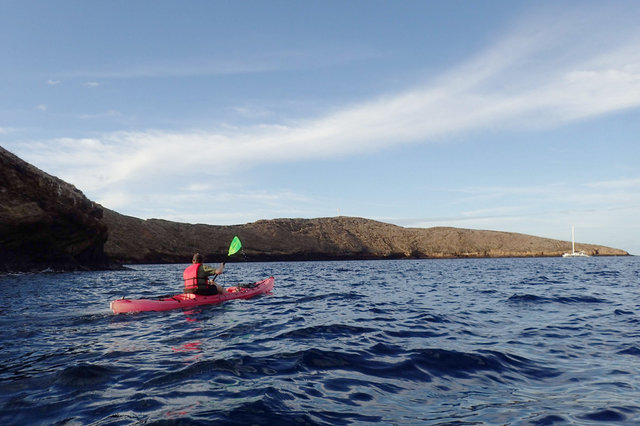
{"left": 192, "top": 253, "right": 204, "bottom": 263}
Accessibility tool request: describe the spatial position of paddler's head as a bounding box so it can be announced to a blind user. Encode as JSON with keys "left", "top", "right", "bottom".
{"left": 192, "top": 253, "right": 204, "bottom": 264}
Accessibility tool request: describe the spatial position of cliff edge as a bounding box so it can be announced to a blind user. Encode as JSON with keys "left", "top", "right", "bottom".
{"left": 0, "top": 146, "right": 113, "bottom": 272}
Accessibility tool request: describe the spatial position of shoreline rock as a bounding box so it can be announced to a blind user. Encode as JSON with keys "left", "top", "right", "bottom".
{"left": 0, "top": 146, "right": 117, "bottom": 273}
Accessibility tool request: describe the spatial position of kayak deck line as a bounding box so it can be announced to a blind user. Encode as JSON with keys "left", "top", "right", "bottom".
{"left": 110, "top": 276, "right": 274, "bottom": 314}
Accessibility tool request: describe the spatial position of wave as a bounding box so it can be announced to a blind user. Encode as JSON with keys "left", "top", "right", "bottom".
{"left": 56, "top": 363, "right": 118, "bottom": 388}
{"left": 518, "top": 275, "right": 567, "bottom": 286}
{"left": 407, "top": 312, "right": 450, "bottom": 323}
{"left": 214, "top": 387, "right": 381, "bottom": 425}
{"left": 293, "top": 292, "right": 366, "bottom": 304}
{"left": 585, "top": 270, "right": 621, "bottom": 277}
{"left": 220, "top": 396, "right": 322, "bottom": 425}
{"left": 618, "top": 345, "right": 640, "bottom": 356}
{"left": 137, "top": 343, "right": 561, "bottom": 403}
{"left": 507, "top": 294, "right": 608, "bottom": 304}
{"left": 578, "top": 407, "right": 635, "bottom": 422}
{"left": 406, "top": 348, "right": 560, "bottom": 381}
{"left": 528, "top": 414, "right": 569, "bottom": 425}
{"left": 276, "top": 324, "right": 376, "bottom": 339}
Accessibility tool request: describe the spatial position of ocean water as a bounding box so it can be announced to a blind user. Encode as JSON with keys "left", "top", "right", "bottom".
{"left": 1, "top": 257, "right": 639, "bottom": 425}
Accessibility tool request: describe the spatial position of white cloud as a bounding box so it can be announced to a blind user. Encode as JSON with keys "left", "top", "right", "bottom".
{"left": 47, "top": 79, "right": 61, "bottom": 85}
{"left": 99, "top": 188, "right": 316, "bottom": 225}
{"left": 83, "top": 81, "right": 101, "bottom": 87}
{"left": 59, "top": 45, "right": 378, "bottom": 80}
{"left": 19, "top": 11, "right": 640, "bottom": 194}
{"left": 585, "top": 177, "right": 640, "bottom": 190}
{"left": 185, "top": 183, "right": 212, "bottom": 192}
{"left": 75, "top": 110, "right": 122, "bottom": 120}
{"left": 230, "top": 105, "right": 275, "bottom": 119}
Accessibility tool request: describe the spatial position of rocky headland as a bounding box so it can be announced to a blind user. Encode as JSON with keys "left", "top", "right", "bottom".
{"left": 0, "top": 146, "right": 629, "bottom": 272}
{"left": 102, "top": 210, "right": 628, "bottom": 264}
{"left": 0, "top": 146, "right": 113, "bottom": 272}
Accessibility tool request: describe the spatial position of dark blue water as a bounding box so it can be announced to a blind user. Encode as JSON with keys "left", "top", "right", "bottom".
{"left": 1, "top": 257, "right": 639, "bottom": 425}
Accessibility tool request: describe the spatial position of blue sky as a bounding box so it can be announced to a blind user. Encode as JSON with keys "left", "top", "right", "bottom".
{"left": 2, "top": 1, "right": 639, "bottom": 254}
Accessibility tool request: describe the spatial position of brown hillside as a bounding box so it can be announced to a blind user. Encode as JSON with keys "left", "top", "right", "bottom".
{"left": 102, "top": 211, "right": 628, "bottom": 263}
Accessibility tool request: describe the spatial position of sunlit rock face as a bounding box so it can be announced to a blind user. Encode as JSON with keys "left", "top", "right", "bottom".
{"left": 101, "top": 213, "right": 628, "bottom": 264}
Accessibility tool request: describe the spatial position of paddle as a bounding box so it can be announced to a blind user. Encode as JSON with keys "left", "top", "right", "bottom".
{"left": 211, "top": 236, "right": 242, "bottom": 281}
{"left": 228, "top": 235, "right": 242, "bottom": 258}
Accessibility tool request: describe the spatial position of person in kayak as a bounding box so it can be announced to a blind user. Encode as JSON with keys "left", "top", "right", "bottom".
{"left": 183, "top": 253, "right": 226, "bottom": 295}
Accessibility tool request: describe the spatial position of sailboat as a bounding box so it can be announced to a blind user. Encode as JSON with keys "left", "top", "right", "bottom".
{"left": 562, "top": 226, "right": 590, "bottom": 257}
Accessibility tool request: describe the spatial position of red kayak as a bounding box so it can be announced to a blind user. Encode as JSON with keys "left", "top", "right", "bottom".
{"left": 110, "top": 276, "right": 274, "bottom": 314}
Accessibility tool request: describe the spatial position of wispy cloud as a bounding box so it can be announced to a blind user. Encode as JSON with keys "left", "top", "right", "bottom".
{"left": 99, "top": 187, "right": 315, "bottom": 224}
{"left": 13, "top": 7, "right": 640, "bottom": 224}
{"left": 585, "top": 177, "right": 640, "bottom": 190}
{"left": 74, "top": 110, "right": 122, "bottom": 120}
{"left": 0, "top": 127, "right": 16, "bottom": 135}
{"left": 59, "top": 46, "right": 378, "bottom": 80}
{"left": 230, "top": 105, "right": 276, "bottom": 120}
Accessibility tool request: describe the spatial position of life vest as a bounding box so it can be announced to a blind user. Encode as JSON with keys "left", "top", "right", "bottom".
{"left": 183, "top": 263, "right": 204, "bottom": 291}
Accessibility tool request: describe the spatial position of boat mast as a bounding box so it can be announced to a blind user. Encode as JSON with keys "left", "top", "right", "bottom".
{"left": 571, "top": 225, "right": 575, "bottom": 254}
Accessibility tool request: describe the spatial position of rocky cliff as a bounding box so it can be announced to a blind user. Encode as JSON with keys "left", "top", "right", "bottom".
{"left": 0, "top": 146, "right": 113, "bottom": 272}
{"left": 102, "top": 210, "right": 628, "bottom": 264}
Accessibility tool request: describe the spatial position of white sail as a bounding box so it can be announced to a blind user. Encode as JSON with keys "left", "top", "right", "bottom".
{"left": 562, "top": 226, "right": 590, "bottom": 257}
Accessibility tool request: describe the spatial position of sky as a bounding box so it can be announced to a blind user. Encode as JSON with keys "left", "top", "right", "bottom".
{"left": 1, "top": 0, "right": 639, "bottom": 255}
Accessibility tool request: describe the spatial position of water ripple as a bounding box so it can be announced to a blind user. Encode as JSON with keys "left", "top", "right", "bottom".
{"left": 1, "top": 257, "right": 639, "bottom": 424}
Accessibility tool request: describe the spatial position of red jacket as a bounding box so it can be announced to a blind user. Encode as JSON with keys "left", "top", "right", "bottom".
{"left": 183, "top": 263, "right": 205, "bottom": 291}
